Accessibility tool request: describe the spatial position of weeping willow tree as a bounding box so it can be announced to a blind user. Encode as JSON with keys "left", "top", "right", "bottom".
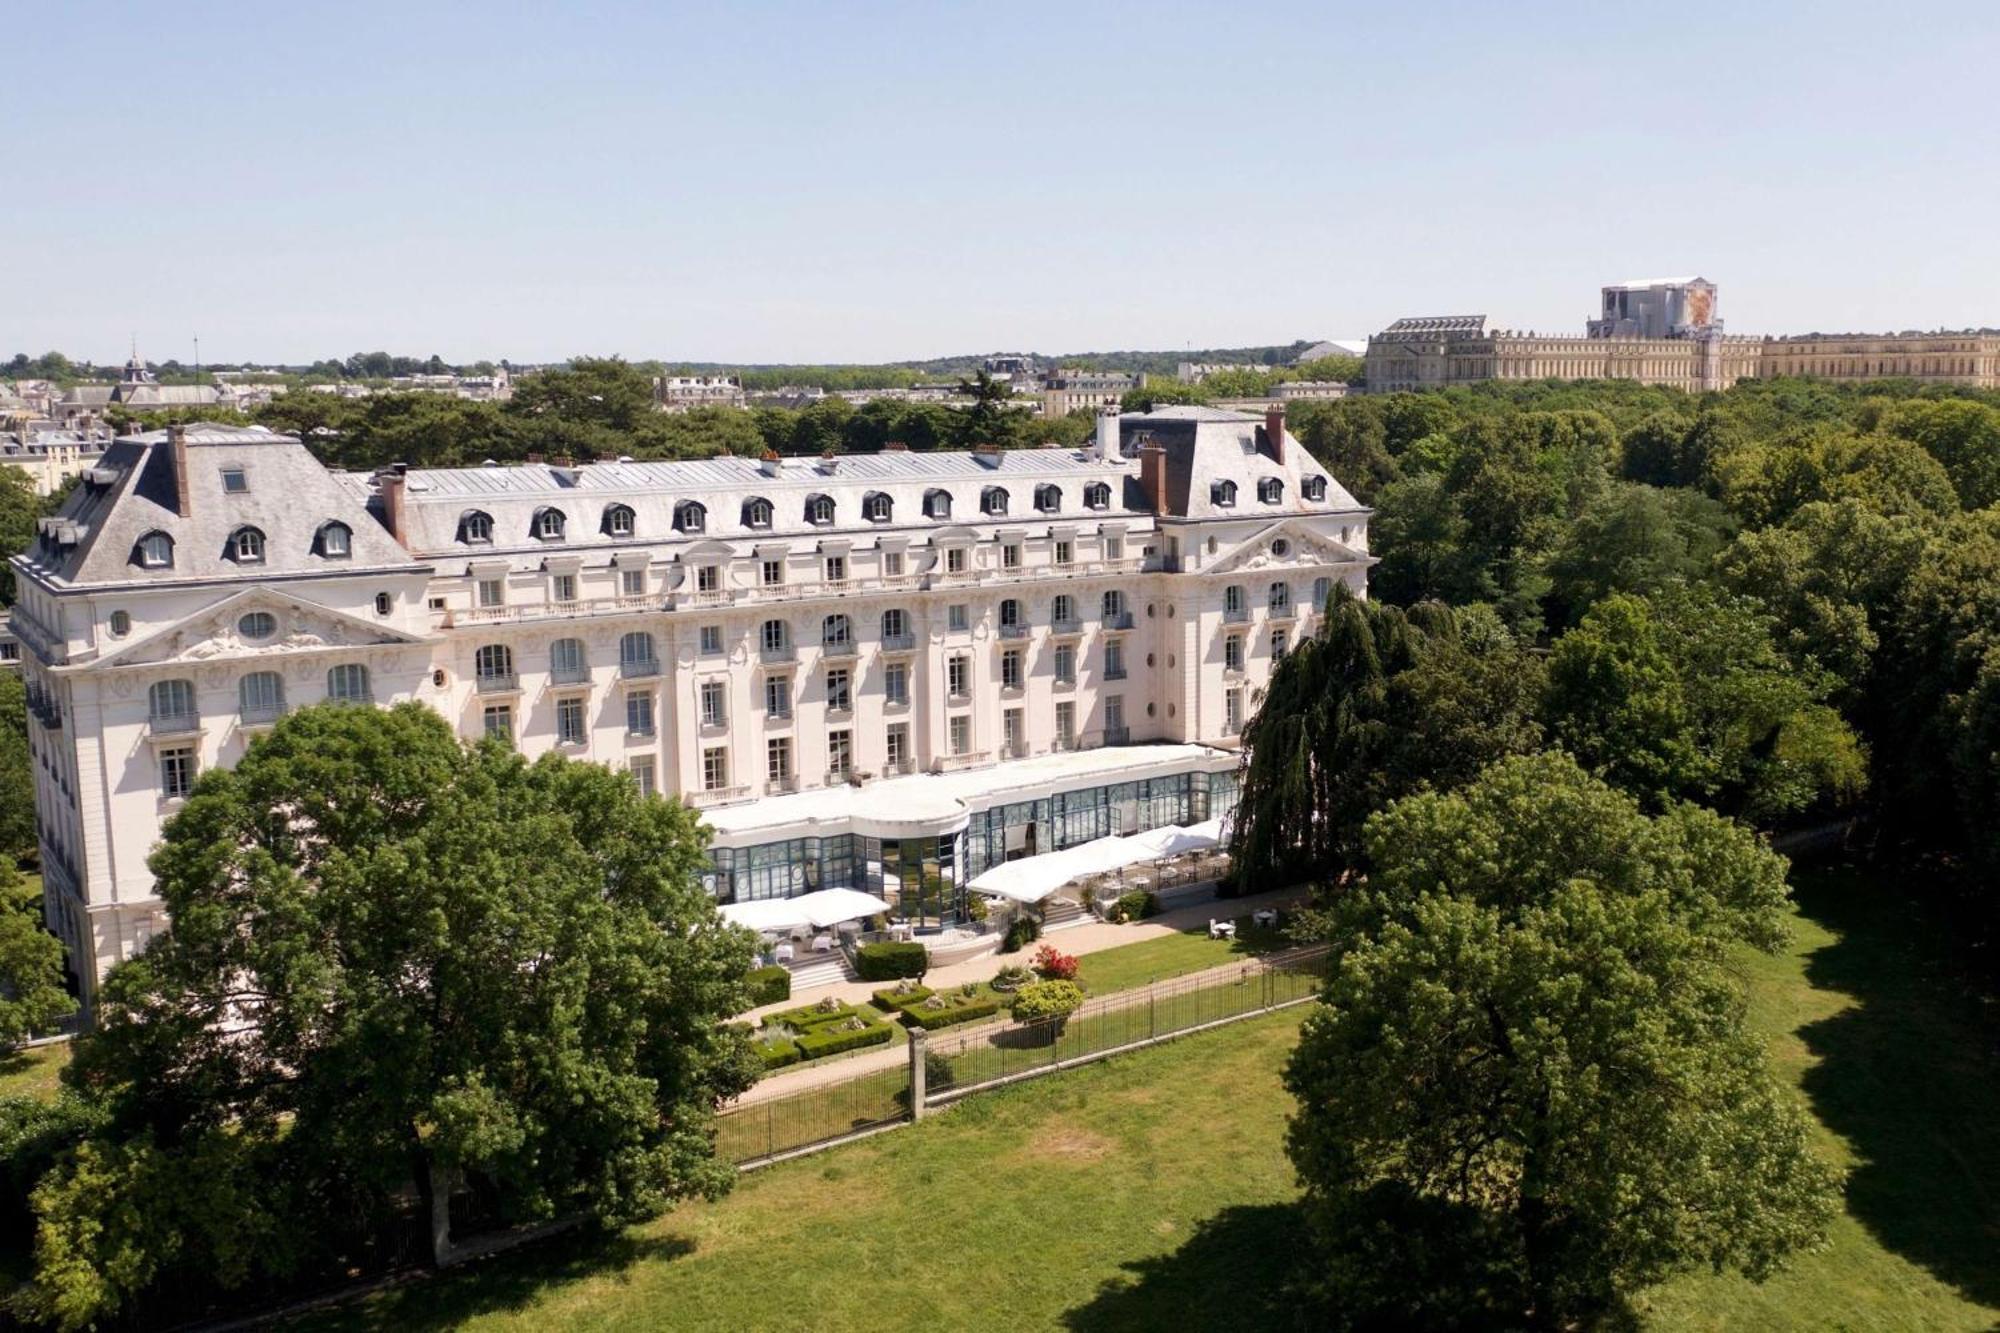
{"left": 1230, "top": 587, "right": 1544, "bottom": 886}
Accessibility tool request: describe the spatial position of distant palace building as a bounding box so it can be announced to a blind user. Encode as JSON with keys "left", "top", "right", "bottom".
{"left": 12, "top": 406, "right": 1373, "bottom": 1011}
{"left": 1365, "top": 278, "right": 1997, "bottom": 393}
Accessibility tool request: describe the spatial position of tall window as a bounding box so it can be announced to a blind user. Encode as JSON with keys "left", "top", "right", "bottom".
{"left": 882, "top": 608, "right": 908, "bottom": 643}
{"left": 477, "top": 576, "right": 504, "bottom": 608}
{"left": 1002, "top": 543, "right": 1021, "bottom": 569}
{"left": 482, "top": 703, "right": 513, "bottom": 742}
{"left": 761, "top": 558, "right": 784, "bottom": 586}
{"left": 1224, "top": 585, "right": 1245, "bottom": 616}
{"left": 551, "top": 573, "right": 578, "bottom": 603}
{"left": 822, "top": 613, "right": 852, "bottom": 647}
{"left": 824, "top": 554, "right": 846, "bottom": 583}
{"left": 828, "top": 729, "right": 853, "bottom": 776}
{"left": 949, "top": 715, "right": 971, "bottom": 755}
{"left": 1225, "top": 688, "right": 1243, "bottom": 734}
{"left": 1268, "top": 581, "right": 1290, "bottom": 614}
{"left": 883, "top": 550, "right": 904, "bottom": 576}
{"left": 1105, "top": 694, "right": 1125, "bottom": 733}
{"left": 326, "top": 664, "right": 371, "bottom": 703}
{"left": 947, "top": 604, "right": 969, "bottom": 632}
{"left": 765, "top": 675, "right": 792, "bottom": 718}
{"left": 1104, "top": 534, "right": 1123, "bottom": 561}
{"left": 556, "top": 695, "right": 586, "bottom": 745}
{"left": 628, "top": 756, "right": 656, "bottom": 798}
{"left": 1311, "top": 576, "right": 1332, "bottom": 609}
{"left": 947, "top": 655, "right": 968, "bottom": 697}
{"left": 1003, "top": 707, "right": 1023, "bottom": 756}
{"left": 826, "top": 667, "right": 852, "bottom": 712}
{"left": 884, "top": 661, "right": 909, "bottom": 705}
{"left": 696, "top": 564, "right": 720, "bottom": 593}
{"left": 999, "top": 598, "right": 1023, "bottom": 630}
{"left": 1105, "top": 640, "right": 1125, "bottom": 679}
{"left": 1225, "top": 635, "right": 1244, "bottom": 671}
{"left": 700, "top": 680, "right": 727, "bottom": 727}
{"left": 886, "top": 723, "right": 909, "bottom": 770}
{"left": 550, "top": 637, "right": 586, "bottom": 681}
{"left": 767, "top": 737, "right": 793, "bottom": 783}
{"left": 238, "top": 671, "right": 285, "bottom": 721}
{"left": 626, "top": 691, "right": 655, "bottom": 736}
{"left": 703, "top": 747, "right": 729, "bottom": 791}
{"left": 1102, "top": 590, "right": 1126, "bottom": 620}
{"left": 760, "top": 620, "right": 788, "bottom": 656}
{"left": 946, "top": 547, "right": 967, "bottom": 574}
{"left": 699, "top": 625, "right": 723, "bottom": 656}
{"left": 1054, "top": 539, "right": 1073, "bottom": 566}
{"left": 159, "top": 746, "right": 196, "bottom": 800}
{"left": 1271, "top": 628, "right": 1289, "bottom": 660}
{"left": 1054, "top": 701, "right": 1076, "bottom": 748}
{"left": 1001, "top": 648, "right": 1022, "bottom": 689}
{"left": 1054, "top": 644, "right": 1075, "bottom": 684}
{"left": 619, "top": 631, "right": 657, "bottom": 673}
{"left": 149, "top": 678, "right": 196, "bottom": 724}
{"left": 1052, "top": 594, "right": 1075, "bottom": 626}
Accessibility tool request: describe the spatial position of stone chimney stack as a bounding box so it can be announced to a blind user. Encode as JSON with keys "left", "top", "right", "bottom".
{"left": 168, "top": 424, "right": 192, "bottom": 517}
{"left": 1265, "top": 404, "right": 1286, "bottom": 465}
{"left": 1139, "top": 440, "right": 1167, "bottom": 513}
{"left": 760, "top": 450, "right": 783, "bottom": 477}
{"left": 378, "top": 464, "right": 409, "bottom": 549}
{"left": 1095, "top": 405, "right": 1120, "bottom": 460}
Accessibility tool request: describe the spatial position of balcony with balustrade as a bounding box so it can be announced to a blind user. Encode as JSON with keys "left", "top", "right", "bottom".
{"left": 442, "top": 593, "right": 657, "bottom": 628}
{"left": 550, "top": 663, "right": 592, "bottom": 686}
{"left": 821, "top": 638, "right": 858, "bottom": 660}
{"left": 1102, "top": 611, "right": 1134, "bottom": 631}
{"left": 147, "top": 711, "right": 202, "bottom": 738}
{"left": 475, "top": 671, "right": 520, "bottom": 695}
{"left": 760, "top": 643, "right": 796, "bottom": 666}
{"left": 686, "top": 784, "right": 752, "bottom": 808}
{"left": 880, "top": 631, "right": 917, "bottom": 652}
{"left": 619, "top": 656, "right": 661, "bottom": 680}
{"left": 239, "top": 702, "right": 288, "bottom": 727}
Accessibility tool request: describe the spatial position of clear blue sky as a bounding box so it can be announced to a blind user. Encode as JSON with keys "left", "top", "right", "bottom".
{"left": 9, "top": 1, "right": 1998, "bottom": 367}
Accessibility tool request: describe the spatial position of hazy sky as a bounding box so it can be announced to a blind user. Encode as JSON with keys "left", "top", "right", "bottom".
{"left": 9, "top": 1, "right": 1998, "bottom": 366}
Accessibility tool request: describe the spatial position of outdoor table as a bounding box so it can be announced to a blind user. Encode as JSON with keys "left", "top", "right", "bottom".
{"left": 1209, "top": 920, "right": 1236, "bottom": 940}
{"left": 812, "top": 934, "right": 834, "bottom": 953}
{"left": 774, "top": 943, "right": 795, "bottom": 963}
{"left": 1252, "top": 908, "right": 1279, "bottom": 928}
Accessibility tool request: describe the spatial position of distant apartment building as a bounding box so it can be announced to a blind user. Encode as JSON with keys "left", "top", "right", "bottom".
{"left": 655, "top": 375, "right": 747, "bottom": 412}
{"left": 1041, "top": 369, "right": 1140, "bottom": 418}
{"left": 1, "top": 433, "right": 108, "bottom": 496}
{"left": 1177, "top": 363, "right": 1263, "bottom": 384}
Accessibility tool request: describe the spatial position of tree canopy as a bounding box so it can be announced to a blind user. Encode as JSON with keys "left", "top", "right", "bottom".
{"left": 25, "top": 704, "right": 755, "bottom": 1329}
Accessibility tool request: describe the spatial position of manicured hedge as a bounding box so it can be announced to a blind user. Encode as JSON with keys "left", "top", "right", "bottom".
{"left": 794, "top": 1019, "right": 894, "bottom": 1060}
{"left": 755, "top": 1037, "right": 802, "bottom": 1071}
{"left": 897, "top": 992, "right": 1004, "bottom": 1030}
{"left": 745, "top": 964, "right": 792, "bottom": 1007}
{"left": 855, "top": 941, "right": 929, "bottom": 981}
{"left": 870, "top": 982, "right": 931, "bottom": 1010}
{"left": 769, "top": 1000, "right": 870, "bottom": 1031}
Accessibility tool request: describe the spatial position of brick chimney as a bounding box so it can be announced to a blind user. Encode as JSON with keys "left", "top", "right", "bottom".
{"left": 1139, "top": 442, "right": 1167, "bottom": 513}
{"left": 1264, "top": 404, "right": 1286, "bottom": 465}
{"left": 884, "top": 439, "right": 908, "bottom": 452}
{"left": 168, "top": 424, "right": 192, "bottom": 517}
{"left": 378, "top": 464, "right": 409, "bottom": 549}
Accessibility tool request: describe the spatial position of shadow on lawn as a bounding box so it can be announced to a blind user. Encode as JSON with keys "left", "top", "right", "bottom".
{"left": 301, "top": 1230, "right": 695, "bottom": 1332}
{"left": 1061, "top": 1203, "right": 1313, "bottom": 1333}
{"left": 1791, "top": 868, "right": 2000, "bottom": 1313}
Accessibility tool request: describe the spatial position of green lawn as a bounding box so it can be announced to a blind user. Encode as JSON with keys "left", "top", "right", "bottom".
{"left": 1074, "top": 913, "right": 1291, "bottom": 995}
{"left": 0, "top": 1042, "right": 69, "bottom": 1101}
{"left": 277, "top": 865, "right": 2000, "bottom": 1331}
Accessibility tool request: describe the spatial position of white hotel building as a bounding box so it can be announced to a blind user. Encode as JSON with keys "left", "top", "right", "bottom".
{"left": 11, "top": 406, "right": 1372, "bottom": 1010}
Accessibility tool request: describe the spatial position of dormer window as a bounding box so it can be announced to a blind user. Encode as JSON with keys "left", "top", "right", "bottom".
{"left": 980, "top": 486, "right": 1009, "bottom": 516}
{"left": 316, "top": 521, "right": 352, "bottom": 559}
{"left": 1210, "top": 480, "right": 1238, "bottom": 507}
{"left": 1034, "top": 484, "right": 1061, "bottom": 513}
{"left": 459, "top": 510, "right": 494, "bottom": 544}
{"left": 533, "top": 507, "right": 567, "bottom": 542}
{"left": 1083, "top": 482, "right": 1112, "bottom": 510}
{"left": 229, "top": 526, "right": 266, "bottom": 563}
{"left": 135, "top": 531, "right": 174, "bottom": 569}
{"left": 220, "top": 466, "right": 248, "bottom": 494}
{"left": 671, "top": 501, "right": 704, "bottom": 535}
{"left": 1258, "top": 477, "right": 1284, "bottom": 504}
{"left": 864, "top": 492, "right": 893, "bottom": 523}
{"left": 805, "top": 494, "right": 835, "bottom": 526}
{"left": 743, "top": 496, "right": 774, "bottom": 529}
{"left": 1302, "top": 476, "right": 1328, "bottom": 502}
{"left": 606, "top": 503, "right": 639, "bottom": 537}
{"left": 924, "top": 489, "right": 952, "bottom": 520}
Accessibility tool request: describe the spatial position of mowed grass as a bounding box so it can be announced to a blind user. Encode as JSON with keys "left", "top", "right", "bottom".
{"left": 271, "top": 864, "right": 2000, "bottom": 1331}
{"left": 1074, "top": 914, "right": 1291, "bottom": 995}
{"left": 0, "top": 1042, "right": 69, "bottom": 1101}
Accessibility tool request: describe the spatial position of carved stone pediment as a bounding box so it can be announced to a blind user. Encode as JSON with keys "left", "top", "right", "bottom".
{"left": 91, "top": 589, "right": 428, "bottom": 671}
{"left": 1204, "top": 519, "right": 1364, "bottom": 576}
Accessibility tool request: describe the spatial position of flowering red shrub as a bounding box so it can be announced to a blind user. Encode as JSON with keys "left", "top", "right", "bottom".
{"left": 1032, "top": 943, "right": 1079, "bottom": 981}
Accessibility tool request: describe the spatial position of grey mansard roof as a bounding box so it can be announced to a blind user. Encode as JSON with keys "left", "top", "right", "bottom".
{"left": 17, "top": 424, "right": 419, "bottom": 589}
{"left": 1118, "top": 407, "right": 1362, "bottom": 520}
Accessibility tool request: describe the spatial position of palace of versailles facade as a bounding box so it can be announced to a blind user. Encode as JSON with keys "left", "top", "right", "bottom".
{"left": 1366, "top": 277, "right": 2000, "bottom": 393}
{"left": 9, "top": 406, "right": 1372, "bottom": 1009}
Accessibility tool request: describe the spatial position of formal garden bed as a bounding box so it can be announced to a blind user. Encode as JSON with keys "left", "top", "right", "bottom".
{"left": 749, "top": 997, "right": 898, "bottom": 1071}
{"left": 870, "top": 979, "right": 1007, "bottom": 1030}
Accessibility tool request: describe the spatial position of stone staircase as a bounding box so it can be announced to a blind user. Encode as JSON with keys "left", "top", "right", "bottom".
{"left": 786, "top": 951, "right": 856, "bottom": 994}
{"left": 1040, "top": 898, "right": 1091, "bottom": 933}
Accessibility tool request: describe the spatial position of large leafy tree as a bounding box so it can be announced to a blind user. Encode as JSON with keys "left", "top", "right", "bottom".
{"left": 1232, "top": 591, "right": 1542, "bottom": 883}
{"left": 27, "top": 704, "right": 755, "bottom": 1328}
{"left": 0, "top": 466, "right": 45, "bottom": 607}
{"left": 0, "top": 859, "right": 73, "bottom": 1049}
{"left": 0, "top": 672, "right": 36, "bottom": 863}
{"left": 1545, "top": 585, "right": 1865, "bottom": 821}
{"left": 1539, "top": 481, "right": 1734, "bottom": 625}
{"left": 1285, "top": 753, "right": 1840, "bottom": 1330}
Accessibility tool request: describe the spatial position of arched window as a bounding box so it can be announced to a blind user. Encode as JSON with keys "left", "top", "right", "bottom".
{"left": 1102, "top": 590, "right": 1126, "bottom": 619}
{"left": 1302, "top": 476, "right": 1328, "bottom": 502}
{"left": 228, "top": 526, "right": 266, "bottom": 563}
{"left": 742, "top": 496, "right": 774, "bottom": 529}
{"left": 316, "top": 521, "right": 352, "bottom": 558}
{"left": 1210, "top": 480, "right": 1238, "bottom": 507}
{"left": 326, "top": 663, "right": 371, "bottom": 703}
{"left": 135, "top": 531, "right": 174, "bottom": 568}
{"left": 238, "top": 671, "right": 285, "bottom": 721}
{"left": 980, "top": 486, "right": 1009, "bottom": 516}
{"left": 458, "top": 510, "right": 494, "bottom": 544}
{"left": 1257, "top": 477, "right": 1284, "bottom": 504}
{"left": 1034, "top": 484, "right": 1061, "bottom": 513}
{"left": 1311, "top": 576, "right": 1332, "bottom": 609}
{"left": 475, "top": 643, "right": 514, "bottom": 682}
{"left": 760, "top": 619, "right": 789, "bottom": 655}
{"left": 549, "top": 637, "right": 587, "bottom": 682}
{"left": 149, "top": 678, "right": 196, "bottom": 723}
{"left": 804, "top": 494, "right": 835, "bottom": 526}
{"left": 619, "top": 631, "right": 658, "bottom": 673}
{"left": 881, "top": 608, "right": 909, "bottom": 643}
{"left": 923, "top": 489, "right": 952, "bottom": 520}
{"left": 822, "top": 613, "right": 852, "bottom": 647}
{"left": 673, "top": 502, "right": 706, "bottom": 535}
{"left": 863, "top": 492, "right": 893, "bottom": 523}
{"left": 532, "top": 507, "right": 567, "bottom": 541}
{"left": 1083, "top": 482, "right": 1112, "bottom": 510}
{"left": 1052, "top": 593, "right": 1076, "bottom": 625}
{"left": 606, "top": 503, "right": 639, "bottom": 537}
{"left": 999, "top": 598, "right": 1023, "bottom": 628}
